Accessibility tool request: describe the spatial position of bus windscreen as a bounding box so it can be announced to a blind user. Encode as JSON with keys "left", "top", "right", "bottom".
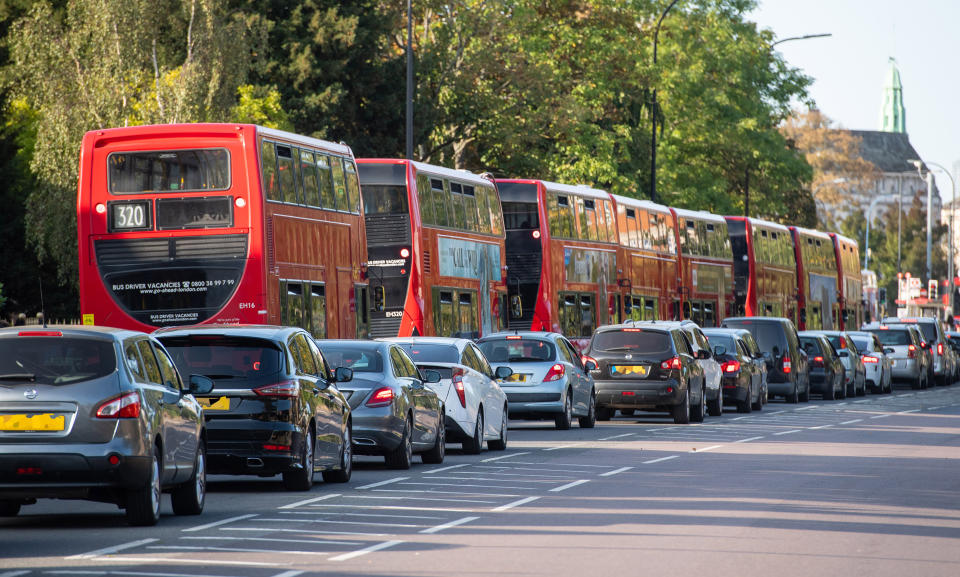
{"left": 362, "top": 185, "right": 408, "bottom": 215}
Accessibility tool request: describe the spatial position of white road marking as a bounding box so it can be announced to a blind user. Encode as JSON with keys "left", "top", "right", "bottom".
{"left": 272, "top": 572, "right": 305, "bottom": 577}
{"left": 312, "top": 502, "right": 481, "bottom": 512}
{"left": 766, "top": 410, "right": 785, "bottom": 415}
{"left": 839, "top": 419, "right": 863, "bottom": 425}
{"left": 257, "top": 518, "right": 421, "bottom": 528}
{"left": 689, "top": 445, "right": 723, "bottom": 453}
{"left": 423, "top": 464, "right": 470, "bottom": 474}
{"left": 731, "top": 416, "right": 748, "bottom": 421}
{"left": 91, "top": 557, "right": 281, "bottom": 568}
{"left": 357, "top": 476, "right": 409, "bottom": 489}
{"left": 928, "top": 406, "right": 943, "bottom": 410}
{"left": 870, "top": 414, "right": 891, "bottom": 419}
{"left": 2, "top": 572, "right": 31, "bottom": 577}
{"left": 809, "top": 424, "right": 834, "bottom": 430}
{"left": 549, "top": 479, "right": 590, "bottom": 492}
{"left": 329, "top": 540, "right": 404, "bottom": 562}
{"left": 395, "top": 481, "right": 534, "bottom": 490}
{"left": 47, "top": 571, "right": 224, "bottom": 577}
{"left": 734, "top": 436, "right": 765, "bottom": 443}
{"left": 366, "top": 492, "right": 505, "bottom": 501}
{"left": 66, "top": 539, "right": 159, "bottom": 560}
{"left": 488, "top": 461, "right": 611, "bottom": 468}
{"left": 181, "top": 536, "right": 363, "bottom": 546}
{"left": 148, "top": 546, "right": 327, "bottom": 557}
{"left": 899, "top": 409, "right": 921, "bottom": 414}
{"left": 773, "top": 429, "right": 802, "bottom": 436}
{"left": 599, "top": 433, "right": 636, "bottom": 440}
{"left": 221, "top": 527, "right": 389, "bottom": 537}
{"left": 280, "top": 510, "right": 446, "bottom": 520}
{"left": 482, "top": 452, "right": 529, "bottom": 462}
{"left": 543, "top": 443, "right": 584, "bottom": 451}
{"left": 793, "top": 405, "right": 818, "bottom": 411}
{"left": 600, "top": 466, "right": 634, "bottom": 477}
{"left": 643, "top": 455, "right": 679, "bottom": 464}
{"left": 492, "top": 496, "right": 541, "bottom": 511}
{"left": 278, "top": 494, "right": 341, "bottom": 510}
{"left": 183, "top": 514, "right": 258, "bottom": 532}
{"left": 419, "top": 516, "right": 480, "bottom": 534}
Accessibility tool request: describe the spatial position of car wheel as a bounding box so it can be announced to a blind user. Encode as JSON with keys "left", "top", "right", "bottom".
{"left": 171, "top": 442, "right": 206, "bottom": 516}
{"left": 489, "top": 406, "right": 508, "bottom": 451}
{"left": 912, "top": 375, "right": 923, "bottom": 390}
{"left": 824, "top": 376, "right": 836, "bottom": 400}
{"left": 596, "top": 407, "right": 614, "bottom": 421}
{"left": 283, "top": 427, "right": 315, "bottom": 491}
{"left": 751, "top": 382, "right": 764, "bottom": 411}
{"left": 126, "top": 448, "right": 161, "bottom": 526}
{"left": 323, "top": 421, "right": 353, "bottom": 483}
{"left": 672, "top": 388, "right": 691, "bottom": 424}
{"left": 691, "top": 382, "right": 706, "bottom": 423}
{"left": 578, "top": 393, "right": 597, "bottom": 428}
{"left": 787, "top": 383, "right": 799, "bottom": 404}
{"left": 736, "top": 388, "right": 752, "bottom": 413}
{"left": 385, "top": 415, "right": 414, "bottom": 470}
{"left": 707, "top": 388, "right": 723, "bottom": 417}
{"left": 856, "top": 375, "right": 866, "bottom": 396}
{"left": 463, "top": 410, "right": 484, "bottom": 455}
{"left": 799, "top": 382, "right": 810, "bottom": 403}
{"left": 0, "top": 500, "right": 21, "bottom": 517}
{"left": 421, "top": 408, "right": 446, "bottom": 464}
{"left": 555, "top": 391, "right": 573, "bottom": 430}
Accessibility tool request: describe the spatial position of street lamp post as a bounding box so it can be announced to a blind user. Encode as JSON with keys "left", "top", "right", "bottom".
{"left": 771, "top": 33, "right": 832, "bottom": 47}
{"left": 405, "top": 0, "right": 413, "bottom": 160}
{"left": 648, "top": 0, "right": 680, "bottom": 205}
{"left": 912, "top": 160, "right": 956, "bottom": 315}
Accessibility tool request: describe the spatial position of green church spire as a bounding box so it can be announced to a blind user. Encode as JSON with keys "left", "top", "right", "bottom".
{"left": 880, "top": 57, "right": 906, "bottom": 133}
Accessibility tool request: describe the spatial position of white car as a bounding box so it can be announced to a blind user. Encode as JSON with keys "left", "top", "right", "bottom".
{"left": 848, "top": 331, "right": 893, "bottom": 394}
{"left": 383, "top": 337, "right": 511, "bottom": 454}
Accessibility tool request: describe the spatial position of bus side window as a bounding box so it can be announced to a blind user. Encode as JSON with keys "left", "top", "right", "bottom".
{"left": 331, "top": 156, "right": 348, "bottom": 211}
{"left": 309, "top": 283, "right": 326, "bottom": 339}
{"left": 603, "top": 201, "right": 616, "bottom": 242}
{"left": 281, "top": 280, "right": 305, "bottom": 328}
{"left": 317, "top": 154, "right": 335, "bottom": 209}
{"left": 475, "top": 185, "right": 492, "bottom": 234}
{"left": 579, "top": 294, "right": 594, "bottom": 337}
{"left": 458, "top": 291, "right": 477, "bottom": 338}
{"left": 434, "top": 289, "right": 455, "bottom": 336}
{"left": 430, "top": 178, "right": 449, "bottom": 227}
{"left": 300, "top": 150, "right": 320, "bottom": 207}
{"left": 575, "top": 197, "right": 588, "bottom": 240}
{"left": 276, "top": 145, "right": 298, "bottom": 205}
{"left": 557, "top": 195, "right": 574, "bottom": 238}
{"left": 344, "top": 160, "right": 361, "bottom": 214}
{"left": 449, "top": 181, "right": 467, "bottom": 230}
{"left": 417, "top": 174, "right": 434, "bottom": 224}
{"left": 489, "top": 186, "right": 505, "bottom": 236}
{"left": 260, "top": 140, "right": 280, "bottom": 201}
{"left": 463, "top": 185, "right": 480, "bottom": 233}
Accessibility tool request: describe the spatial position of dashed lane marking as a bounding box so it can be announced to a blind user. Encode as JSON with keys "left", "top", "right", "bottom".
{"left": 491, "top": 496, "right": 540, "bottom": 512}
{"left": 643, "top": 455, "right": 679, "bottom": 464}
{"left": 66, "top": 539, "right": 159, "bottom": 560}
{"left": 543, "top": 443, "right": 584, "bottom": 451}
{"left": 734, "top": 436, "right": 765, "bottom": 443}
{"left": 329, "top": 540, "right": 404, "bottom": 562}
{"left": 182, "top": 536, "right": 363, "bottom": 546}
{"left": 423, "top": 464, "right": 470, "bottom": 474}
{"left": 839, "top": 419, "right": 863, "bottom": 425}
{"left": 599, "top": 433, "right": 636, "bottom": 440}
{"left": 419, "top": 516, "right": 480, "bottom": 534}
{"left": 481, "top": 452, "right": 529, "bottom": 462}
{"left": 549, "top": 479, "right": 590, "bottom": 492}
{"left": 689, "top": 445, "right": 723, "bottom": 453}
{"left": 809, "top": 424, "right": 834, "bottom": 430}
{"left": 870, "top": 414, "right": 891, "bottom": 419}
{"left": 148, "top": 546, "right": 327, "bottom": 557}
{"left": 183, "top": 514, "right": 259, "bottom": 531}
{"left": 899, "top": 409, "right": 921, "bottom": 414}
{"left": 220, "top": 527, "right": 390, "bottom": 537}
{"left": 279, "top": 494, "right": 340, "bottom": 510}
{"left": 356, "top": 477, "right": 409, "bottom": 489}
{"left": 600, "top": 466, "right": 634, "bottom": 477}
{"left": 47, "top": 571, "right": 227, "bottom": 577}
{"left": 773, "top": 429, "right": 802, "bottom": 436}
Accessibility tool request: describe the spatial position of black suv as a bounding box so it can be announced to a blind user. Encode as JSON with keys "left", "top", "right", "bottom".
{"left": 584, "top": 322, "right": 707, "bottom": 424}
{"left": 721, "top": 317, "right": 810, "bottom": 403}
{"left": 156, "top": 325, "right": 354, "bottom": 490}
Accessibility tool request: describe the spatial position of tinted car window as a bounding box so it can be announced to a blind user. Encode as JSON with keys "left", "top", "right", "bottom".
{"left": 0, "top": 337, "right": 117, "bottom": 385}
{"left": 390, "top": 348, "right": 408, "bottom": 377}
{"left": 676, "top": 332, "right": 693, "bottom": 356}
{"left": 800, "top": 337, "right": 823, "bottom": 355}
{"left": 869, "top": 330, "right": 911, "bottom": 346}
{"left": 706, "top": 333, "right": 736, "bottom": 351}
{"left": 397, "top": 343, "right": 460, "bottom": 364}
{"left": 396, "top": 348, "right": 420, "bottom": 378}
{"left": 321, "top": 346, "right": 384, "bottom": 373}
{"left": 124, "top": 341, "right": 146, "bottom": 381}
{"left": 136, "top": 340, "right": 164, "bottom": 384}
{"left": 290, "top": 334, "right": 318, "bottom": 376}
{"left": 160, "top": 336, "right": 284, "bottom": 390}
{"left": 724, "top": 320, "right": 788, "bottom": 353}
{"left": 307, "top": 339, "right": 330, "bottom": 379}
{"left": 851, "top": 338, "right": 871, "bottom": 352}
{"left": 591, "top": 329, "right": 672, "bottom": 354}
{"left": 479, "top": 339, "right": 555, "bottom": 363}
{"left": 153, "top": 344, "right": 181, "bottom": 389}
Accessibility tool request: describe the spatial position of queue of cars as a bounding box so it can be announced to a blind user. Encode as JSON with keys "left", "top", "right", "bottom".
{"left": 1, "top": 315, "right": 955, "bottom": 525}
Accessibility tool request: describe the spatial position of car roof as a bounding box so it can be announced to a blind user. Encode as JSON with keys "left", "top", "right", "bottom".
{"left": 380, "top": 337, "right": 471, "bottom": 346}
{"left": 597, "top": 321, "right": 674, "bottom": 333}
{"left": 722, "top": 316, "right": 790, "bottom": 325}
{"left": 316, "top": 339, "right": 389, "bottom": 351}
{"left": 153, "top": 324, "right": 303, "bottom": 340}
{"left": 0, "top": 325, "right": 144, "bottom": 342}
{"left": 479, "top": 331, "right": 561, "bottom": 341}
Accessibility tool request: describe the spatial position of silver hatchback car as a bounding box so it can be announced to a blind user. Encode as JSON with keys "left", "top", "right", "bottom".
{"left": 0, "top": 326, "right": 212, "bottom": 525}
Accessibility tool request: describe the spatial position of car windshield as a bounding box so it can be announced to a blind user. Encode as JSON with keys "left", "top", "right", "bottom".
{"left": 868, "top": 330, "right": 911, "bottom": 346}
{"left": 159, "top": 335, "right": 284, "bottom": 389}
{"left": 478, "top": 339, "right": 555, "bottom": 363}
{"left": 0, "top": 337, "right": 116, "bottom": 385}
{"left": 396, "top": 343, "right": 460, "bottom": 364}
{"left": 590, "top": 330, "right": 672, "bottom": 354}
{"left": 318, "top": 346, "right": 383, "bottom": 373}
{"left": 724, "top": 320, "right": 788, "bottom": 354}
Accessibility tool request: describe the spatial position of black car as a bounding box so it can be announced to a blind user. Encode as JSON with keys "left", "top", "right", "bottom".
{"left": 584, "top": 322, "right": 707, "bottom": 424}
{"left": 702, "top": 329, "right": 763, "bottom": 413}
{"left": 156, "top": 325, "right": 354, "bottom": 490}
{"left": 798, "top": 332, "right": 845, "bottom": 400}
{"left": 722, "top": 317, "right": 810, "bottom": 403}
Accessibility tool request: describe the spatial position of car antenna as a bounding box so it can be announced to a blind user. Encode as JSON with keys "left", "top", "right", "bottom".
{"left": 39, "top": 276, "right": 47, "bottom": 328}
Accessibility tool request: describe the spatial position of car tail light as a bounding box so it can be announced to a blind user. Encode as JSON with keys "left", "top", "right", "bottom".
{"left": 660, "top": 356, "right": 682, "bottom": 370}
{"left": 812, "top": 356, "right": 824, "bottom": 367}
{"left": 452, "top": 368, "right": 467, "bottom": 408}
{"left": 366, "top": 387, "right": 395, "bottom": 407}
{"left": 721, "top": 360, "right": 740, "bottom": 373}
{"left": 96, "top": 392, "right": 141, "bottom": 419}
{"left": 581, "top": 355, "right": 598, "bottom": 367}
{"left": 253, "top": 381, "right": 300, "bottom": 398}
{"left": 938, "top": 342, "right": 944, "bottom": 356}
{"left": 862, "top": 355, "right": 879, "bottom": 364}
{"left": 544, "top": 363, "right": 565, "bottom": 382}
{"left": 782, "top": 358, "right": 792, "bottom": 374}
{"left": 908, "top": 344, "right": 917, "bottom": 358}
{"left": 263, "top": 444, "right": 291, "bottom": 451}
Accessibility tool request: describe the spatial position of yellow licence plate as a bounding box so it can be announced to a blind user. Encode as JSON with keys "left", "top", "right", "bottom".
{"left": 0, "top": 413, "right": 65, "bottom": 431}
{"left": 198, "top": 397, "right": 230, "bottom": 411}
{"left": 611, "top": 365, "right": 648, "bottom": 377}
{"left": 505, "top": 374, "right": 527, "bottom": 383}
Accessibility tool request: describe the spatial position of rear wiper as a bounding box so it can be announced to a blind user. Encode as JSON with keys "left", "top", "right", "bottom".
{"left": 600, "top": 347, "right": 633, "bottom": 352}
{"left": 203, "top": 374, "right": 241, "bottom": 380}
{"left": 0, "top": 373, "right": 36, "bottom": 381}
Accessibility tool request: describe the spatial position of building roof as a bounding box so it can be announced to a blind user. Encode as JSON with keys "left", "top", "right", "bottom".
{"left": 844, "top": 130, "right": 924, "bottom": 173}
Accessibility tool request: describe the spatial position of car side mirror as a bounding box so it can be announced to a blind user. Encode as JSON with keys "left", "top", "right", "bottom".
{"left": 188, "top": 374, "right": 214, "bottom": 396}
{"left": 334, "top": 366, "right": 353, "bottom": 383}
{"left": 495, "top": 366, "right": 513, "bottom": 379}
{"left": 697, "top": 349, "right": 711, "bottom": 360}
{"left": 423, "top": 369, "right": 442, "bottom": 384}
{"left": 583, "top": 359, "right": 597, "bottom": 371}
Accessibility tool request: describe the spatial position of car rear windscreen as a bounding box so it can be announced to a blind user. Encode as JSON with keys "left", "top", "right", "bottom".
{"left": 799, "top": 337, "right": 824, "bottom": 355}
{"left": 868, "top": 330, "right": 911, "bottom": 346}
{"left": 704, "top": 333, "right": 736, "bottom": 352}
{"left": 724, "top": 320, "right": 788, "bottom": 354}
{"left": 851, "top": 338, "right": 872, "bottom": 352}
{"left": 318, "top": 346, "right": 384, "bottom": 373}
{"left": 478, "top": 339, "right": 555, "bottom": 363}
{"left": 0, "top": 337, "right": 116, "bottom": 385}
{"left": 590, "top": 330, "right": 672, "bottom": 354}
{"left": 396, "top": 343, "right": 459, "bottom": 364}
{"left": 159, "top": 336, "right": 283, "bottom": 389}
{"left": 890, "top": 323, "right": 937, "bottom": 342}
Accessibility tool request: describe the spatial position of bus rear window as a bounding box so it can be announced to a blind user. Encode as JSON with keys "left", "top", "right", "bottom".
{"left": 108, "top": 149, "right": 230, "bottom": 193}
{"left": 362, "top": 185, "right": 409, "bottom": 215}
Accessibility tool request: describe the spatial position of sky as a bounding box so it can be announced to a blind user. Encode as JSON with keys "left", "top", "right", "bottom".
{"left": 750, "top": 0, "right": 960, "bottom": 200}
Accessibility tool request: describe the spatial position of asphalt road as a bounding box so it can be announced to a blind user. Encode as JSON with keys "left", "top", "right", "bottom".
{"left": 2, "top": 385, "right": 960, "bottom": 577}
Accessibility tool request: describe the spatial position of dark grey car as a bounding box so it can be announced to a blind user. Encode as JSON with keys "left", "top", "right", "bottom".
{"left": 0, "top": 326, "right": 212, "bottom": 525}
{"left": 317, "top": 340, "right": 446, "bottom": 469}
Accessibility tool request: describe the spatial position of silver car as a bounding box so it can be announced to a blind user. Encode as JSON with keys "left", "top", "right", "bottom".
{"left": 0, "top": 326, "right": 212, "bottom": 525}
{"left": 477, "top": 332, "right": 596, "bottom": 429}
{"left": 882, "top": 317, "right": 954, "bottom": 386}
{"left": 865, "top": 326, "right": 930, "bottom": 389}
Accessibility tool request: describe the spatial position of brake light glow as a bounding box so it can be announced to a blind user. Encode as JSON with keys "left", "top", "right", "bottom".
{"left": 721, "top": 360, "right": 740, "bottom": 373}
{"left": 908, "top": 344, "right": 917, "bottom": 358}
{"left": 624, "top": 328, "right": 643, "bottom": 332}
{"left": 660, "top": 356, "right": 682, "bottom": 370}
{"left": 263, "top": 444, "right": 291, "bottom": 451}
{"left": 812, "top": 356, "right": 824, "bottom": 367}
{"left": 544, "top": 364, "right": 565, "bottom": 382}
{"left": 862, "top": 355, "right": 879, "bottom": 364}
{"left": 253, "top": 381, "right": 300, "bottom": 398}
{"left": 452, "top": 368, "right": 467, "bottom": 408}
{"left": 782, "top": 358, "right": 792, "bottom": 374}
{"left": 18, "top": 331, "right": 63, "bottom": 337}
{"left": 366, "top": 387, "right": 395, "bottom": 407}
{"left": 506, "top": 335, "right": 521, "bottom": 340}
{"left": 96, "top": 392, "right": 141, "bottom": 419}
{"left": 938, "top": 343, "right": 944, "bottom": 356}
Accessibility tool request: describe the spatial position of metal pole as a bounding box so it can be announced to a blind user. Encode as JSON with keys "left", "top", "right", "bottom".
{"left": 924, "top": 161, "right": 956, "bottom": 316}
{"left": 405, "top": 0, "right": 414, "bottom": 160}
{"left": 927, "top": 170, "right": 934, "bottom": 282}
{"left": 865, "top": 212, "right": 871, "bottom": 270}
{"left": 649, "top": 0, "right": 680, "bottom": 204}
{"left": 897, "top": 175, "right": 902, "bottom": 272}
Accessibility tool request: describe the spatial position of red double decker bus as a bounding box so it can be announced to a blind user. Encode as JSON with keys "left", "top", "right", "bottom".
{"left": 725, "top": 216, "right": 798, "bottom": 321}
{"left": 829, "top": 233, "right": 863, "bottom": 330}
{"left": 609, "top": 194, "right": 678, "bottom": 322}
{"left": 497, "top": 179, "right": 618, "bottom": 348}
{"left": 357, "top": 160, "right": 507, "bottom": 338}
{"left": 78, "top": 124, "right": 369, "bottom": 338}
{"left": 789, "top": 226, "right": 840, "bottom": 330}
{"left": 672, "top": 208, "right": 734, "bottom": 327}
